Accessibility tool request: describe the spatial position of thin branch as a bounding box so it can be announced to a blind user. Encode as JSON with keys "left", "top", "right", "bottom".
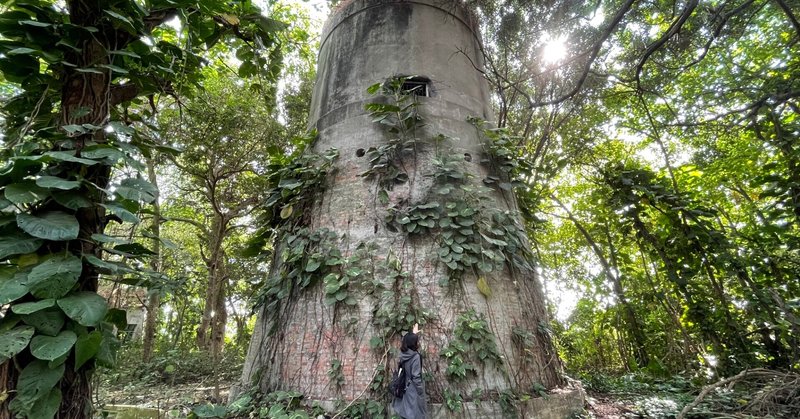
{"left": 634, "top": 0, "right": 699, "bottom": 89}
{"left": 773, "top": 0, "right": 800, "bottom": 37}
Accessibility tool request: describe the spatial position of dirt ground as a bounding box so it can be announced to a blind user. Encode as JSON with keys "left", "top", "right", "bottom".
{"left": 586, "top": 394, "right": 641, "bottom": 418}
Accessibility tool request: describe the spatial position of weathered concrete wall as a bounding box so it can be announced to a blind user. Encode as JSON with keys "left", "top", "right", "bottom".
{"left": 239, "top": 0, "right": 583, "bottom": 416}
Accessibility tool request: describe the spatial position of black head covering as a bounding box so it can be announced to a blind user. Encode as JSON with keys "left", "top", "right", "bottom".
{"left": 401, "top": 332, "right": 419, "bottom": 352}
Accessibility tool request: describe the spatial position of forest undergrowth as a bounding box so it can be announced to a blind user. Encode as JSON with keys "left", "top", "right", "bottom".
{"left": 95, "top": 345, "right": 799, "bottom": 419}
{"left": 96, "top": 345, "right": 245, "bottom": 418}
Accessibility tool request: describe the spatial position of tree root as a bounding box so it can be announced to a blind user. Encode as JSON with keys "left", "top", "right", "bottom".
{"left": 677, "top": 368, "right": 800, "bottom": 419}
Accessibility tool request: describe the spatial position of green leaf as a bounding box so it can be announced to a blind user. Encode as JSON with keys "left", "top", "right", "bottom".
{"left": 192, "top": 404, "right": 229, "bottom": 418}
{"left": 27, "top": 254, "right": 82, "bottom": 299}
{"left": 12, "top": 299, "right": 56, "bottom": 315}
{"left": 44, "top": 151, "right": 98, "bottom": 165}
{"left": 0, "top": 267, "right": 28, "bottom": 305}
{"left": 61, "top": 124, "right": 86, "bottom": 135}
{"left": 11, "top": 360, "right": 64, "bottom": 410}
{"left": 279, "top": 205, "right": 293, "bottom": 219}
{"left": 22, "top": 309, "right": 66, "bottom": 337}
{"left": 28, "top": 388, "right": 61, "bottom": 419}
{"left": 104, "top": 9, "right": 137, "bottom": 34}
{"left": 35, "top": 176, "right": 81, "bottom": 190}
{"left": 108, "top": 50, "right": 140, "bottom": 58}
{"left": 305, "top": 259, "right": 321, "bottom": 272}
{"left": 52, "top": 191, "right": 93, "bottom": 210}
{"left": 4, "top": 181, "right": 49, "bottom": 204}
{"left": 17, "top": 212, "right": 80, "bottom": 241}
{"left": 90, "top": 234, "right": 130, "bottom": 245}
{"left": 74, "top": 331, "right": 102, "bottom": 370}
{"left": 378, "top": 189, "right": 389, "bottom": 204}
{"left": 81, "top": 145, "right": 126, "bottom": 161}
{"left": 111, "top": 243, "right": 155, "bottom": 256}
{"left": 76, "top": 67, "right": 104, "bottom": 74}
{"left": 95, "top": 327, "right": 119, "bottom": 368}
{"left": 0, "top": 235, "right": 42, "bottom": 260}
{"left": 20, "top": 20, "right": 51, "bottom": 27}
{"left": 115, "top": 177, "right": 158, "bottom": 203}
{"left": 30, "top": 330, "right": 77, "bottom": 361}
{"left": 7, "top": 47, "right": 37, "bottom": 55}
{"left": 101, "top": 203, "right": 140, "bottom": 224}
{"left": 83, "top": 255, "right": 134, "bottom": 275}
{"left": 0, "top": 326, "right": 35, "bottom": 362}
{"left": 57, "top": 292, "right": 108, "bottom": 327}
{"left": 99, "top": 64, "right": 128, "bottom": 74}
{"left": 105, "top": 308, "right": 127, "bottom": 331}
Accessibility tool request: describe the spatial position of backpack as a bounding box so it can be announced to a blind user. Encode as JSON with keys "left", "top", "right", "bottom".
{"left": 389, "top": 360, "right": 407, "bottom": 398}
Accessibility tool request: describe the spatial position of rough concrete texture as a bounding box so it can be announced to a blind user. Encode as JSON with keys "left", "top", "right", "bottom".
{"left": 426, "top": 387, "right": 586, "bottom": 418}
{"left": 239, "top": 0, "right": 584, "bottom": 416}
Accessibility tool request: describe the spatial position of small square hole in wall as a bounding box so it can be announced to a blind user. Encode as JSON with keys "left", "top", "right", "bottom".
{"left": 401, "top": 77, "right": 430, "bottom": 96}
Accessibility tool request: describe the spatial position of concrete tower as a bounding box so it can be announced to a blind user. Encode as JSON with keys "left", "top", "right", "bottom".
{"left": 240, "top": 0, "right": 583, "bottom": 416}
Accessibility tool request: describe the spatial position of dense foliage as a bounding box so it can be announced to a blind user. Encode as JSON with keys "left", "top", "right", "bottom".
{"left": 461, "top": 0, "right": 800, "bottom": 377}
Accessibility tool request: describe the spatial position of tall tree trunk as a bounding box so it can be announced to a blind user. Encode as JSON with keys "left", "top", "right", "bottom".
{"left": 552, "top": 195, "right": 650, "bottom": 367}
{"left": 1, "top": 3, "right": 112, "bottom": 417}
{"left": 197, "top": 213, "right": 227, "bottom": 354}
{"left": 238, "top": 1, "right": 576, "bottom": 415}
{"left": 143, "top": 156, "right": 162, "bottom": 363}
{"left": 630, "top": 212, "right": 728, "bottom": 363}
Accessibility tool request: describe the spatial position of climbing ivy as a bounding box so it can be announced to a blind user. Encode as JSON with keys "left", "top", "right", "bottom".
{"left": 246, "top": 137, "right": 338, "bottom": 255}
{"left": 254, "top": 227, "right": 354, "bottom": 315}
{"left": 335, "top": 398, "right": 386, "bottom": 419}
{"left": 246, "top": 138, "right": 345, "bottom": 323}
{"left": 499, "top": 389, "right": 519, "bottom": 418}
{"left": 442, "top": 387, "right": 464, "bottom": 412}
{"left": 468, "top": 116, "right": 543, "bottom": 222}
{"left": 468, "top": 117, "right": 532, "bottom": 191}
{"left": 362, "top": 77, "right": 424, "bottom": 202}
{"left": 385, "top": 151, "right": 532, "bottom": 286}
{"left": 370, "top": 251, "right": 429, "bottom": 350}
{"left": 441, "top": 310, "right": 503, "bottom": 380}
{"left": 328, "top": 359, "right": 345, "bottom": 389}
{"left": 0, "top": 0, "right": 287, "bottom": 415}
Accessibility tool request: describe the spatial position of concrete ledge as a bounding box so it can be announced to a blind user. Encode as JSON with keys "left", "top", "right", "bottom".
{"left": 305, "top": 386, "right": 586, "bottom": 418}
{"left": 427, "top": 387, "right": 586, "bottom": 419}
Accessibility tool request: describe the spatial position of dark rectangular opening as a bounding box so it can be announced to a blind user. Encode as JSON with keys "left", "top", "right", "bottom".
{"left": 401, "top": 78, "right": 430, "bottom": 96}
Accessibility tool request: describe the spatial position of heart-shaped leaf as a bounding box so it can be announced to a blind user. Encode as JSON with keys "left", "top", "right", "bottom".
{"left": 30, "top": 331, "right": 77, "bottom": 361}
{"left": 27, "top": 254, "right": 82, "bottom": 299}
{"left": 52, "top": 191, "right": 93, "bottom": 210}
{"left": 114, "top": 177, "right": 158, "bottom": 203}
{"left": 0, "top": 234, "right": 43, "bottom": 260}
{"left": 74, "top": 331, "right": 102, "bottom": 370}
{"left": 12, "top": 299, "right": 56, "bottom": 315}
{"left": 57, "top": 292, "right": 108, "bottom": 327}
{"left": 27, "top": 388, "right": 61, "bottom": 419}
{"left": 0, "top": 326, "right": 35, "bottom": 362}
{"left": 17, "top": 212, "right": 80, "bottom": 241}
{"left": 4, "top": 181, "right": 49, "bottom": 204}
{"left": 0, "top": 267, "right": 28, "bottom": 305}
{"left": 35, "top": 176, "right": 81, "bottom": 190}
{"left": 22, "top": 309, "right": 66, "bottom": 337}
{"left": 12, "top": 360, "right": 64, "bottom": 408}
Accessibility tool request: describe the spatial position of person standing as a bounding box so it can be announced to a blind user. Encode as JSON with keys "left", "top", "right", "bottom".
{"left": 392, "top": 325, "right": 427, "bottom": 419}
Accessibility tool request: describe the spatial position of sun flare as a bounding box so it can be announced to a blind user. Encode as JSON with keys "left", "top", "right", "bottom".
{"left": 542, "top": 35, "right": 568, "bottom": 64}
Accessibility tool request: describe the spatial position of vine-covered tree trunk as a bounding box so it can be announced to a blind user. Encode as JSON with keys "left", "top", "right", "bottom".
{"left": 238, "top": 0, "right": 581, "bottom": 416}
{"left": 1, "top": 2, "right": 110, "bottom": 417}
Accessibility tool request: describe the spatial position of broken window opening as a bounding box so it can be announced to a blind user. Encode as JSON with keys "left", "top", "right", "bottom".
{"left": 401, "top": 77, "right": 430, "bottom": 97}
